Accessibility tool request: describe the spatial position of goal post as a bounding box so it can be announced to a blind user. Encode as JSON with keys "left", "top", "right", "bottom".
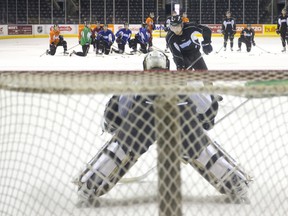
{"left": 0, "top": 70, "right": 288, "bottom": 216}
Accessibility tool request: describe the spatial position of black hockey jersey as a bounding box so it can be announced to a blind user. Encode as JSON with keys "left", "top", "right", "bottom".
{"left": 222, "top": 17, "right": 236, "bottom": 33}
{"left": 277, "top": 14, "right": 288, "bottom": 33}
{"left": 239, "top": 28, "right": 255, "bottom": 42}
{"left": 165, "top": 22, "right": 211, "bottom": 68}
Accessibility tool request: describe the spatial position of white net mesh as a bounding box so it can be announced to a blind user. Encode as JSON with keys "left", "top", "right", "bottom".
{"left": 0, "top": 71, "right": 288, "bottom": 216}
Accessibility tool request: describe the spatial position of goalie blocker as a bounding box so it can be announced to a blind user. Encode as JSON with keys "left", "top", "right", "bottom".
{"left": 74, "top": 51, "right": 251, "bottom": 204}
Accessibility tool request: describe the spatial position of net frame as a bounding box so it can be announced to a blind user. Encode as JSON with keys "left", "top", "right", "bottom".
{"left": 1, "top": 70, "right": 288, "bottom": 96}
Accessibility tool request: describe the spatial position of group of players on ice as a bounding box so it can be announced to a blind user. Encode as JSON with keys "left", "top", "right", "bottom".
{"left": 45, "top": 9, "right": 288, "bottom": 206}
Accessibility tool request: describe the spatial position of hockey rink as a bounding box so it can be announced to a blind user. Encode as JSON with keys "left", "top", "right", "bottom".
{"left": 0, "top": 37, "right": 288, "bottom": 216}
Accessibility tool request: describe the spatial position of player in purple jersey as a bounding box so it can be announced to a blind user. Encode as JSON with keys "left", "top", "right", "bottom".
{"left": 97, "top": 24, "right": 115, "bottom": 55}
{"left": 129, "top": 23, "right": 150, "bottom": 54}
{"left": 113, "top": 22, "right": 132, "bottom": 54}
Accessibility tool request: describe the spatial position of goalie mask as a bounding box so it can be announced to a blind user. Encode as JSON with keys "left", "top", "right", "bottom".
{"left": 143, "top": 50, "right": 170, "bottom": 70}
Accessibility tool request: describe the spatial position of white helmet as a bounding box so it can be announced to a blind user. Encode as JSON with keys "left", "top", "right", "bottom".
{"left": 143, "top": 50, "right": 170, "bottom": 70}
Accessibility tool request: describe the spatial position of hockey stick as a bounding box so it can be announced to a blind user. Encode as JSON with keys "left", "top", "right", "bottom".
{"left": 186, "top": 53, "right": 205, "bottom": 70}
{"left": 119, "top": 165, "right": 157, "bottom": 183}
{"left": 255, "top": 45, "right": 277, "bottom": 55}
{"left": 39, "top": 50, "right": 47, "bottom": 57}
{"left": 60, "top": 43, "right": 80, "bottom": 55}
{"left": 215, "top": 98, "right": 250, "bottom": 126}
{"left": 215, "top": 45, "right": 224, "bottom": 54}
{"left": 67, "top": 43, "right": 80, "bottom": 51}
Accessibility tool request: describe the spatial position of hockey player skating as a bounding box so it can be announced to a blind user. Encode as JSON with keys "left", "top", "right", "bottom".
{"left": 222, "top": 11, "right": 236, "bottom": 51}
{"left": 164, "top": 11, "right": 177, "bottom": 53}
{"left": 276, "top": 8, "right": 288, "bottom": 52}
{"left": 166, "top": 15, "right": 212, "bottom": 70}
{"left": 237, "top": 24, "right": 256, "bottom": 52}
{"left": 96, "top": 24, "right": 115, "bottom": 55}
{"left": 46, "top": 24, "right": 68, "bottom": 56}
{"left": 74, "top": 50, "right": 251, "bottom": 206}
{"left": 70, "top": 22, "right": 91, "bottom": 57}
{"left": 129, "top": 23, "right": 150, "bottom": 54}
{"left": 113, "top": 22, "right": 132, "bottom": 54}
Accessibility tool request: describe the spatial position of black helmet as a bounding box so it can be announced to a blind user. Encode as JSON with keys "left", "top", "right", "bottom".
{"left": 170, "top": 15, "right": 182, "bottom": 26}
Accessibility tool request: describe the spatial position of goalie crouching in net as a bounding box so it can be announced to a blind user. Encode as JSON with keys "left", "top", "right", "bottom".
{"left": 74, "top": 51, "right": 252, "bottom": 205}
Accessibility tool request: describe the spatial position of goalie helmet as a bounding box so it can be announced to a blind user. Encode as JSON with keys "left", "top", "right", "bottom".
{"left": 143, "top": 50, "right": 170, "bottom": 70}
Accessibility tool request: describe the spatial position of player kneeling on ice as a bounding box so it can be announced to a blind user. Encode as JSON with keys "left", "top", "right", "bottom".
{"left": 237, "top": 24, "right": 256, "bottom": 52}
{"left": 73, "top": 50, "right": 252, "bottom": 206}
{"left": 46, "top": 24, "right": 68, "bottom": 56}
{"left": 96, "top": 24, "right": 115, "bottom": 55}
{"left": 128, "top": 23, "right": 150, "bottom": 54}
{"left": 113, "top": 22, "right": 132, "bottom": 54}
{"left": 70, "top": 22, "right": 92, "bottom": 57}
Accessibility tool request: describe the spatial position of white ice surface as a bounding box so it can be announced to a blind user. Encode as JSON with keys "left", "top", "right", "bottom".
{"left": 0, "top": 37, "right": 288, "bottom": 216}
{"left": 0, "top": 37, "right": 288, "bottom": 71}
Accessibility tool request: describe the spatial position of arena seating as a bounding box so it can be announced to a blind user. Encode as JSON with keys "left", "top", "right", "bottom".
{"left": 0, "top": 0, "right": 278, "bottom": 25}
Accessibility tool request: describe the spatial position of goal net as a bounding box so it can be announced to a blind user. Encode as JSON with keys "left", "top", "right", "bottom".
{"left": 0, "top": 71, "right": 288, "bottom": 216}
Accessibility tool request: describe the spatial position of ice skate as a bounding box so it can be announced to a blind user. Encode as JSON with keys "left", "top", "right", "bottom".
{"left": 63, "top": 50, "right": 69, "bottom": 55}
{"left": 46, "top": 49, "right": 49, "bottom": 55}
{"left": 237, "top": 48, "right": 241, "bottom": 52}
{"left": 281, "top": 47, "right": 286, "bottom": 52}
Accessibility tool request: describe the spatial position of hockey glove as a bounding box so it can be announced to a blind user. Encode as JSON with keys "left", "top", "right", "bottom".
{"left": 252, "top": 41, "right": 256, "bottom": 46}
{"left": 116, "top": 37, "right": 122, "bottom": 44}
{"left": 276, "top": 29, "right": 280, "bottom": 35}
{"left": 202, "top": 42, "right": 213, "bottom": 55}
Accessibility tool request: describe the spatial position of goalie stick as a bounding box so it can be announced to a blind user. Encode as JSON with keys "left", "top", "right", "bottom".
{"left": 214, "top": 98, "right": 250, "bottom": 126}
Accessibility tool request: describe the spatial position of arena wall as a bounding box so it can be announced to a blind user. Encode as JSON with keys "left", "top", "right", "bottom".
{"left": 0, "top": 24, "right": 278, "bottom": 39}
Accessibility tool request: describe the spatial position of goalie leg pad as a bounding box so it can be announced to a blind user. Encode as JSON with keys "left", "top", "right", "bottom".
{"left": 76, "top": 140, "right": 138, "bottom": 200}
{"left": 188, "top": 138, "right": 251, "bottom": 198}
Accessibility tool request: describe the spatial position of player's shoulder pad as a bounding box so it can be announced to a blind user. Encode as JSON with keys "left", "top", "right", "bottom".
{"left": 183, "top": 22, "right": 197, "bottom": 28}
{"left": 165, "top": 30, "right": 174, "bottom": 42}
